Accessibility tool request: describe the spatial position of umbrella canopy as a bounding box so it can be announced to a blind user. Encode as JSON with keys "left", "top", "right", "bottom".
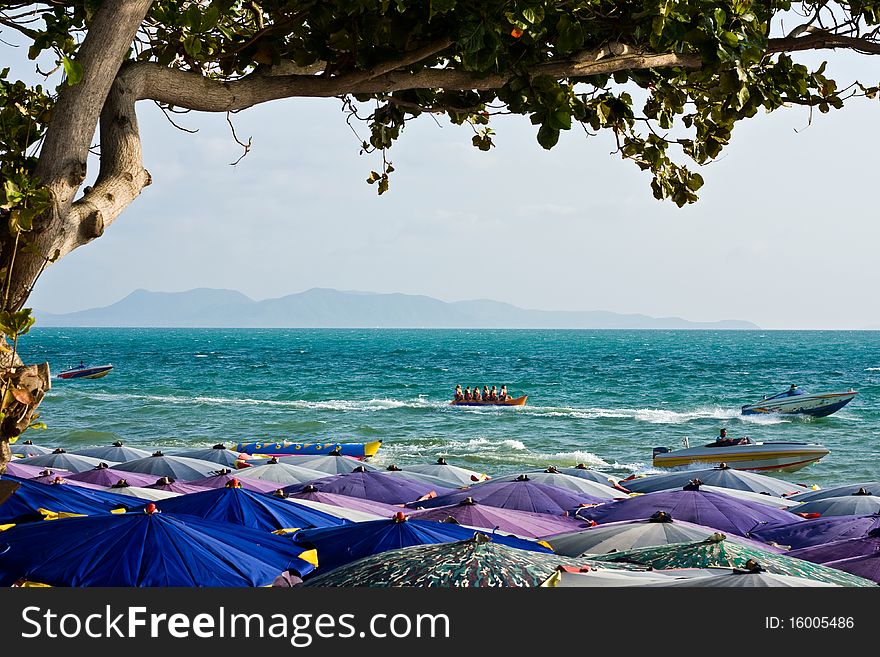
{"left": 622, "top": 464, "right": 809, "bottom": 497}
{"left": 540, "top": 565, "right": 723, "bottom": 587}
{"left": 113, "top": 451, "right": 221, "bottom": 481}
{"left": 233, "top": 457, "right": 329, "bottom": 487}
{"left": 590, "top": 533, "right": 876, "bottom": 587}
{"left": 785, "top": 529, "right": 880, "bottom": 583}
{"left": 153, "top": 485, "right": 347, "bottom": 533}
{"left": 3, "top": 461, "right": 71, "bottom": 479}
{"left": 65, "top": 463, "right": 159, "bottom": 488}
{"left": 97, "top": 483, "right": 179, "bottom": 501}
{"left": 497, "top": 469, "right": 624, "bottom": 500}
{"left": 9, "top": 441, "right": 55, "bottom": 457}
{"left": 641, "top": 568, "right": 842, "bottom": 588}
{"left": 276, "top": 454, "right": 381, "bottom": 476}
{"left": 301, "top": 532, "right": 574, "bottom": 587}
{"left": 0, "top": 505, "right": 316, "bottom": 587}
{"left": 14, "top": 449, "right": 118, "bottom": 474}
{"left": 398, "top": 458, "right": 490, "bottom": 486}
{"left": 380, "top": 464, "right": 467, "bottom": 491}
{"left": 279, "top": 497, "right": 386, "bottom": 523}
{"left": 408, "top": 497, "right": 590, "bottom": 539}
{"left": 283, "top": 468, "right": 451, "bottom": 505}
{"left": 792, "top": 489, "right": 880, "bottom": 517}
{"left": 749, "top": 514, "right": 880, "bottom": 550}
{"left": 282, "top": 486, "right": 404, "bottom": 517}
{"left": 788, "top": 481, "right": 880, "bottom": 503}
{"left": 700, "top": 485, "right": 803, "bottom": 509}
{"left": 551, "top": 464, "right": 622, "bottom": 486}
{"left": 293, "top": 512, "right": 552, "bottom": 573}
{"left": 27, "top": 470, "right": 73, "bottom": 485}
{"left": 189, "top": 468, "right": 283, "bottom": 493}
{"left": 0, "top": 475, "right": 137, "bottom": 524}
{"left": 544, "top": 512, "right": 787, "bottom": 557}
{"left": 71, "top": 441, "right": 152, "bottom": 462}
{"left": 406, "top": 475, "right": 603, "bottom": 516}
{"left": 170, "top": 444, "right": 249, "bottom": 468}
{"left": 144, "top": 476, "right": 211, "bottom": 495}
{"left": 574, "top": 482, "right": 801, "bottom": 537}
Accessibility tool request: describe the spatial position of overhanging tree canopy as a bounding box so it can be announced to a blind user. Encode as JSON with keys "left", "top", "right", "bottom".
{"left": 1, "top": 0, "right": 879, "bottom": 461}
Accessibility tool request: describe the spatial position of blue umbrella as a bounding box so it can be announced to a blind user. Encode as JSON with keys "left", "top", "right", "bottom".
{"left": 749, "top": 514, "right": 880, "bottom": 550}
{"left": 0, "top": 475, "right": 138, "bottom": 524}
{"left": 152, "top": 485, "right": 348, "bottom": 533}
{"left": 0, "top": 505, "right": 316, "bottom": 587}
{"left": 293, "top": 511, "right": 552, "bottom": 574}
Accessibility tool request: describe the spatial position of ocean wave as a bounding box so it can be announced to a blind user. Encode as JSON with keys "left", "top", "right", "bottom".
{"left": 522, "top": 404, "right": 744, "bottom": 424}
{"left": 865, "top": 367, "right": 880, "bottom": 371}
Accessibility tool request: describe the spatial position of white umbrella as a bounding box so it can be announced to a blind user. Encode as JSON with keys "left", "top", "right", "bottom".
{"left": 234, "top": 457, "right": 327, "bottom": 486}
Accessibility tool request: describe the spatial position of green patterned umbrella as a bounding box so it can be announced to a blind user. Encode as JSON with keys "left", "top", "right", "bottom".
{"left": 302, "top": 533, "right": 613, "bottom": 587}
{"left": 590, "top": 532, "right": 877, "bottom": 587}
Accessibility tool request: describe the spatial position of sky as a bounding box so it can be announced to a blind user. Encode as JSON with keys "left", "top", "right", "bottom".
{"left": 5, "top": 25, "right": 880, "bottom": 329}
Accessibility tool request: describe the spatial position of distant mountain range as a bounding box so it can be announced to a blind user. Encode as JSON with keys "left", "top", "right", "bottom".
{"left": 32, "top": 288, "right": 759, "bottom": 329}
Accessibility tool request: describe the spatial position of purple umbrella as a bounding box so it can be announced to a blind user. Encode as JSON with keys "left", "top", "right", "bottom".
{"left": 28, "top": 470, "right": 74, "bottom": 485}
{"left": 282, "top": 467, "right": 451, "bottom": 505}
{"left": 786, "top": 529, "right": 880, "bottom": 584}
{"left": 144, "top": 476, "right": 211, "bottom": 495}
{"left": 408, "top": 497, "right": 591, "bottom": 538}
{"left": 749, "top": 514, "right": 880, "bottom": 550}
{"left": 406, "top": 474, "right": 603, "bottom": 516}
{"left": 282, "top": 485, "right": 404, "bottom": 517}
{"left": 573, "top": 481, "right": 803, "bottom": 537}
{"left": 65, "top": 463, "right": 159, "bottom": 488}
{"left": 3, "top": 462, "right": 71, "bottom": 479}
{"left": 189, "top": 468, "right": 283, "bottom": 494}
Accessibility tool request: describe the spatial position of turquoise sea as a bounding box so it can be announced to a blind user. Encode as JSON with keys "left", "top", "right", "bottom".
{"left": 17, "top": 328, "right": 880, "bottom": 489}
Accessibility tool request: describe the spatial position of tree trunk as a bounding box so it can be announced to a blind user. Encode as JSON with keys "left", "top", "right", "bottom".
{"left": 0, "top": 362, "right": 51, "bottom": 475}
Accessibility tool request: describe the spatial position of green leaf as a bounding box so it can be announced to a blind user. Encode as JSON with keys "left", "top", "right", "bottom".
{"left": 536, "top": 125, "right": 560, "bottom": 149}
{"left": 62, "top": 56, "right": 83, "bottom": 86}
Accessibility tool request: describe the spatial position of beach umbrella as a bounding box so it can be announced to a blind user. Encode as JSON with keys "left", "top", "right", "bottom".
{"left": 790, "top": 489, "right": 880, "bottom": 517}
{"left": 408, "top": 497, "right": 591, "bottom": 539}
{"left": 14, "top": 449, "right": 118, "bottom": 474}
{"left": 380, "top": 464, "right": 468, "bottom": 491}
{"left": 749, "top": 514, "right": 880, "bottom": 550}
{"left": 500, "top": 468, "right": 625, "bottom": 500}
{"left": 589, "top": 533, "right": 876, "bottom": 587}
{"left": 113, "top": 450, "right": 222, "bottom": 481}
{"left": 281, "top": 485, "right": 404, "bottom": 517}
{"left": 26, "top": 469, "right": 73, "bottom": 485}
{"left": 302, "top": 533, "right": 585, "bottom": 587}
{"left": 233, "top": 457, "right": 329, "bottom": 487}
{"left": 283, "top": 467, "right": 451, "bottom": 505}
{"left": 794, "top": 552, "right": 880, "bottom": 584}
{"left": 553, "top": 464, "right": 622, "bottom": 486}
{"left": 785, "top": 529, "right": 880, "bottom": 583}
{"left": 9, "top": 440, "right": 54, "bottom": 457}
{"left": 65, "top": 462, "right": 159, "bottom": 488}
{"left": 171, "top": 444, "right": 250, "bottom": 468}
{"left": 97, "top": 482, "right": 180, "bottom": 501}
{"left": 152, "top": 484, "right": 347, "bottom": 533}
{"left": 621, "top": 464, "right": 809, "bottom": 497}
{"left": 640, "top": 566, "right": 843, "bottom": 588}
{"left": 700, "top": 485, "right": 803, "bottom": 509}
{"left": 398, "top": 458, "right": 490, "bottom": 486}
{"left": 71, "top": 441, "right": 152, "bottom": 462}
{"left": 540, "top": 565, "right": 723, "bottom": 587}
{"left": 406, "top": 475, "right": 603, "bottom": 516}
{"left": 277, "top": 497, "right": 386, "bottom": 523}
{"left": 276, "top": 454, "right": 381, "bottom": 476}
{"left": 0, "top": 504, "right": 316, "bottom": 587}
{"left": 144, "top": 476, "right": 210, "bottom": 495}
{"left": 3, "top": 461, "right": 71, "bottom": 479}
{"left": 0, "top": 475, "right": 137, "bottom": 524}
{"left": 574, "top": 481, "right": 802, "bottom": 537}
{"left": 544, "top": 512, "right": 787, "bottom": 557}
{"left": 789, "top": 481, "right": 880, "bottom": 503}
{"left": 293, "top": 512, "right": 552, "bottom": 574}
{"left": 189, "top": 468, "right": 283, "bottom": 494}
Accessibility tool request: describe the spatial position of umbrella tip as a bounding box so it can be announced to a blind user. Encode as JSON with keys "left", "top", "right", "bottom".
{"left": 272, "top": 489, "right": 288, "bottom": 498}
{"left": 152, "top": 450, "right": 163, "bottom": 457}
{"left": 575, "top": 463, "right": 588, "bottom": 469}
{"left": 386, "top": 464, "right": 402, "bottom": 471}
{"left": 459, "top": 496, "right": 477, "bottom": 506}
{"left": 515, "top": 474, "right": 530, "bottom": 482}
{"left": 683, "top": 479, "right": 703, "bottom": 491}
{"left": 112, "top": 440, "right": 124, "bottom": 447}
{"left": 352, "top": 465, "right": 367, "bottom": 473}
{"left": 267, "top": 456, "right": 279, "bottom": 464}
{"left": 112, "top": 479, "right": 129, "bottom": 488}
{"left": 52, "top": 448, "right": 66, "bottom": 454}
{"left": 649, "top": 511, "right": 674, "bottom": 523}
{"left": 735, "top": 559, "right": 765, "bottom": 574}
{"left": 393, "top": 511, "right": 408, "bottom": 523}
{"left": 470, "top": 532, "right": 491, "bottom": 545}
{"left": 96, "top": 462, "right": 109, "bottom": 469}
{"left": 544, "top": 466, "right": 559, "bottom": 473}
{"left": 706, "top": 532, "right": 727, "bottom": 543}
{"left": 155, "top": 476, "right": 174, "bottom": 485}
{"left": 854, "top": 487, "right": 873, "bottom": 496}
{"left": 212, "top": 443, "right": 227, "bottom": 450}
{"left": 715, "top": 462, "right": 731, "bottom": 470}
{"left": 437, "top": 457, "right": 448, "bottom": 465}
{"left": 144, "top": 503, "right": 159, "bottom": 515}
{"left": 225, "top": 478, "right": 242, "bottom": 488}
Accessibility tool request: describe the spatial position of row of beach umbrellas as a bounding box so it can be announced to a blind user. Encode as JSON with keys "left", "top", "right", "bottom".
{"left": 2, "top": 440, "right": 880, "bottom": 587}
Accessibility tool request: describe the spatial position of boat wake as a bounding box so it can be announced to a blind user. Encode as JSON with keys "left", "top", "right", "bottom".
{"left": 520, "top": 404, "right": 795, "bottom": 425}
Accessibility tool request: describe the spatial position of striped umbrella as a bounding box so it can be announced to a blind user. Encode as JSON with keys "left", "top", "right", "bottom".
{"left": 590, "top": 533, "right": 876, "bottom": 587}
{"left": 302, "top": 533, "right": 589, "bottom": 587}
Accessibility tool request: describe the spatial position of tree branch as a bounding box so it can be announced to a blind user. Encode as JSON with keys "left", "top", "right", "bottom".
{"left": 768, "top": 31, "right": 880, "bottom": 55}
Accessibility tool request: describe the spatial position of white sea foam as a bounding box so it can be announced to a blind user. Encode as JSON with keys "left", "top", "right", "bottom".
{"left": 524, "top": 404, "right": 743, "bottom": 424}
{"left": 865, "top": 367, "right": 880, "bottom": 371}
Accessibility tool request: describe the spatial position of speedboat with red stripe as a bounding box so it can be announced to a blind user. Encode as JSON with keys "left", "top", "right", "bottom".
{"left": 57, "top": 363, "right": 114, "bottom": 380}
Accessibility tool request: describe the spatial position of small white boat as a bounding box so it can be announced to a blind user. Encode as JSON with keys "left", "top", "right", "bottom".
{"left": 741, "top": 386, "right": 856, "bottom": 418}
{"left": 652, "top": 437, "right": 829, "bottom": 473}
